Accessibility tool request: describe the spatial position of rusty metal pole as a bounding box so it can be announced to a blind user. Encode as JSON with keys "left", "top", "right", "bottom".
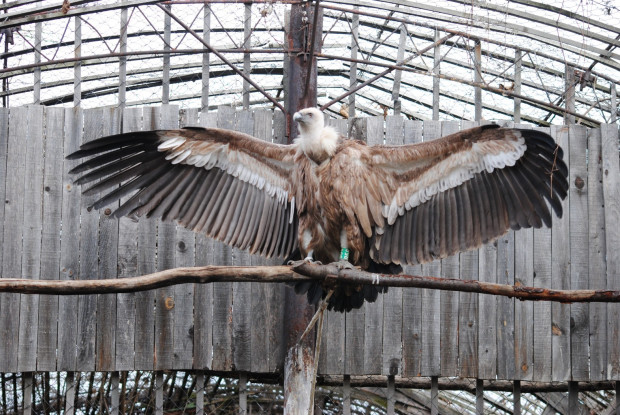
{"left": 283, "top": 2, "right": 322, "bottom": 414}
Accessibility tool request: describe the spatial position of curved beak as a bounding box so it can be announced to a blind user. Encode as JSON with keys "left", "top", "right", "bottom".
{"left": 293, "top": 112, "right": 304, "bottom": 123}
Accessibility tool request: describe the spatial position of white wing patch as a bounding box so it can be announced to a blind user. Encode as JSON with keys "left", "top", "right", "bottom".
{"left": 158, "top": 134, "right": 294, "bottom": 222}
{"left": 385, "top": 132, "right": 527, "bottom": 225}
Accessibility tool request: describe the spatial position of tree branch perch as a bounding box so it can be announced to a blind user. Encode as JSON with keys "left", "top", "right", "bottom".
{"left": 0, "top": 262, "right": 618, "bottom": 303}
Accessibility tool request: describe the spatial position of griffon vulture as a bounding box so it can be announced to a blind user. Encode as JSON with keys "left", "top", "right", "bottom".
{"left": 68, "top": 108, "right": 568, "bottom": 312}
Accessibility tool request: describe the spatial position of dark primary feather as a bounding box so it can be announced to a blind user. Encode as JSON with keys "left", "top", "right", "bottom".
{"left": 69, "top": 129, "right": 298, "bottom": 259}
{"left": 370, "top": 128, "right": 568, "bottom": 266}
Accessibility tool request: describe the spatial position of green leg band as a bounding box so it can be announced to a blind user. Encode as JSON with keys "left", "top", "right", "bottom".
{"left": 340, "top": 248, "right": 350, "bottom": 261}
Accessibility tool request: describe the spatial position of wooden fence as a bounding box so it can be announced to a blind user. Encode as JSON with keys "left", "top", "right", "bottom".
{"left": 0, "top": 105, "right": 619, "bottom": 383}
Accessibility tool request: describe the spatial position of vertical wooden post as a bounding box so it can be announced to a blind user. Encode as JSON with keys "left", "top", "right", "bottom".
{"left": 432, "top": 29, "right": 441, "bottom": 120}
{"left": 475, "top": 379, "right": 484, "bottom": 414}
{"left": 342, "top": 375, "right": 351, "bottom": 415}
{"left": 568, "top": 381, "right": 579, "bottom": 414}
{"left": 243, "top": 3, "right": 251, "bottom": 109}
{"left": 162, "top": 4, "right": 171, "bottom": 104}
{"left": 283, "top": 3, "right": 322, "bottom": 413}
{"left": 196, "top": 373, "right": 205, "bottom": 415}
{"left": 65, "top": 372, "right": 76, "bottom": 415}
{"left": 33, "top": 22, "right": 41, "bottom": 104}
{"left": 23, "top": 373, "right": 33, "bottom": 415}
{"left": 565, "top": 64, "right": 575, "bottom": 124}
{"left": 155, "top": 372, "right": 164, "bottom": 415}
{"left": 513, "top": 380, "right": 521, "bottom": 415}
{"left": 610, "top": 82, "right": 617, "bottom": 123}
{"left": 430, "top": 376, "right": 439, "bottom": 415}
{"left": 118, "top": 1, "right": 128, "bottom": 111}
{"left": 513, "top": 49, "right": 522, "bottom": 123}
{"left": 74, "top": 16, "right": 81, "bottom": 107}
{"left": 111, "top": 372, "right": 120, "bottom": 415}
{"left": 348, "top": 10, "right": 358, "bottom": 119}
{"left": 201, "top": 4, "right": 211, "bottom": 112}
{"left": 386, "top": 376, "right": 395, "bottom": 415}
{"left": 392, "top": 24, "right": 406, "bottom": 116}
{"left": 474, "top": 40, "right": 482, "bottom": 121}
{"left": 239, "top": 373, "right": 248, "bottom": 414}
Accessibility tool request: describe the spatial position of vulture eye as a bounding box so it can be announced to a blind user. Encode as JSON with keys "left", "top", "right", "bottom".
{"left": 308, "top": 113, "right": 313, "bottom": 118}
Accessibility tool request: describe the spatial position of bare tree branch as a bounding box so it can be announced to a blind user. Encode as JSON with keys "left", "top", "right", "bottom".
{"left": 0, "top": 262, "right": 618, "bottom": 303}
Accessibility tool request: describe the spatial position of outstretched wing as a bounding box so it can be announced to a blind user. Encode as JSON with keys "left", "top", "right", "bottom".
{"left": 333, "top": 124, "right": 568, "bottom": 265}
{"left": 68, "top": 127, "right": 299, "bottom": 258}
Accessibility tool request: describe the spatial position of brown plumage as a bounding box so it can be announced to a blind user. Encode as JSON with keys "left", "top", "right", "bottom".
{"left": 68, "top": 108, "right": 568, "bottom": 312}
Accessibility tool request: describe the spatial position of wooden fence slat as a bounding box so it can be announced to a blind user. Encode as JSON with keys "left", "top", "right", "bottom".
{"left": 458, "top": 119, "right": 479, "bottom": 379}
{"left": 58, "top": 108, "right": 81, "bottom": 371}
{"left": 382, "top": 116, "right": 404, "bottom": 376}
{"left": 211, "top": 106, "right": 235, "bottom": 371}
{"left": 37, "top": 107, "right": 65, "bottom": 371}
{"left": 115, "top": 107, "right": 142, "bottom": 371}
{"left": 134, "top": 108, "right": 157, "bottom": 370}
{"left": 18, "top": 105, "right": 44, "bottom": 372}
{"left": 193, "top": 111, "right": 217, "bottom": 370}
{"left": 402, "top": 119, "right": 423, "bottom": 378}
{"left": 439, "top": 121, "right": 460, "bottom": 377}
{"left": 602, "top": 123, "right": 620, "bottom": 380}
{"left": 0, "top": 108, "right": 8, "bottom": 272}
{"left": 232, "top": 110, "right": 253, "bottom": 372}
{"left": 171, "top": 109, "right": 198, "bottom": 370}
{"left": 478, "top": 239, "right": 498, "bottom": 379}
{"left": 421, "top": 120, "right": 441, "bottom": 377}
{"left": 154, "top": 105, "right": 180, "bottom": 370}
{"left": 363, "top": 116, "right": 385, "bottom": 375}
{"left": 532, "top": 127, "right": 552, "bottom": 382}
{"left": 77, "top": 108, "right": 107, "bottom": 371}
{"left": 569, "top": 125, "right": 590, "bottom": 380}
{"left": 551, "top": 126, "right": 571, "bottom": 382}
{"left": 1, "top": 107, "right": 29, "bottom": 372}
{"left": 344, "top": 117, "right": 368, "bottom": 376}
{"left": 513, "top": 123, "right": 534, "bottom": 381}
{"left": 587, "top": 127, "right": 607, "bottom": 381}
{"left": 96, "top": 108, "right": 121, "bottom": 371}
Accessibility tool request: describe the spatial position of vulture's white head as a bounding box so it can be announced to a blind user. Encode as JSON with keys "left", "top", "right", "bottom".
{"left": 293, "top": 107, "right": 339, "bottom": 162}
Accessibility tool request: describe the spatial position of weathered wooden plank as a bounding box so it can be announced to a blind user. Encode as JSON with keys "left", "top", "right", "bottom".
{"left": 363, "top": 116, "right": 384, "bottom": 375}
{"left": 211, "top": 106, "right": 235, "bottom": 371}
{"left": 569, "top": 125, "right": 589, "bottom": 381}
{"left": 115, "top": 107, "right": 142, "bottom": 371}
{"left": 232, "top": 110, "right": 254, "bottom": 372}
{"left": 96, "top": 107, "right": 120, "bottom": 371}
{"left": 344, "top": 116, "right": 368, "bottom": 376}
{"left": 76, "top": 108, "right": 107, "bottom": 371}
{"left": 421, "top": 120, "right": 441, "bottom": 377}
{"left": 439, "top": 121, "right": 460, "bottom": 377}
{"left": 0, "top": 107, "right": 8, "bottom": 270}
{"left": 478, "top": 240, "right": 498, "bottom": 379}
{"left": 532, "top": 126, "right": 553, "bottom": 382}
{"left": 321, "top": 117, "right": 348, "bottom": 375}
{"left": 402, "top": 119, "right": 423, "bottom": 378}
{"left": 171, "top": 108, "right": 198, "bottom": 370}
{"left": 18, "top": 105, "right": 44, "bottom": 372}
{"left": 587, "top": 127, "right": 607, "bottom": 381}
{"left": 58, "top": 108, "right": 81, "bottom": 371}
{"left": 193, "top": 110, "right": 217, "bottom": 370}
{"left": 37, "top": 107, "right": 65, "bottom": 371}
{"left": 497, "top": 230, "right": 516, "bottom": 380}
{"left": 0, "top": 107, "right": 28, "bottom": 372}
{"left": 551, "top": 126, "right": 571, "bottom": 381}
{"left": 154, "top": 105, "right": 180, "bottom": 370}
{"left": 510, "top": 122, "right": 534, "bottom": 381}
{"left": 602, "top": 123, "right": 620, "bottom": 380}
{"left": 268, "top": 109, "right": 287, "bottom": 373}
{"left": 458, "top": 120, "right": 478, "bottom": 379}
{"left": 382, "top": 115, "right": 404, "bottom": 376}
